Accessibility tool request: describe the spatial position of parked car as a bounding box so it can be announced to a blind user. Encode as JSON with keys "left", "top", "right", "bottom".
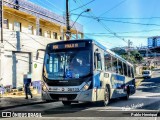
{"left": 142, "top": 70, "right": 152, "bottom": 79}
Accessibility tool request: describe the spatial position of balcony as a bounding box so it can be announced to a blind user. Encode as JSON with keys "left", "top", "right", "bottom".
{"left": 4, "top": 0, "right": 83, "bottom": 33}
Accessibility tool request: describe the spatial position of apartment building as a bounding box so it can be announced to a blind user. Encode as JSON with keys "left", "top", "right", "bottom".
{"left": 0, "top": 0, "right": 83, "bottom": 90}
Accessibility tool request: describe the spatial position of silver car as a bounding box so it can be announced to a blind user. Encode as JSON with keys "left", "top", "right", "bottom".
{"left": 142, "top": 70, "right": 152, "bottom": 79}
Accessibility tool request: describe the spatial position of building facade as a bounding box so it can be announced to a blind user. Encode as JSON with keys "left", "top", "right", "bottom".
{"left": 0, "top": 0, "right": 83, "bottom": 90}
{"left": 148, "top": 36, "right": 160, "bottom": 48}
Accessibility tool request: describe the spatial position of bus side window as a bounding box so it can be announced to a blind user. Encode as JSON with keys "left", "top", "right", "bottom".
{"left": 97, "top": 53, "right": 102, "bottom": 70}
{"left": 94, "top": 53, "right": 96, "bottom": 70}
{"left": 94, "top": 52, "right": 102, "bottom": 70}
{"left": 128, "top": 66, "right": 131, "bottom": 77}
{"left": 131, "top": 67, "right": 134, "bottom": 78}
{"left": 104, "top": 52, "right": 112, "bottom": 72}
{"left": 124, "top": 63, "right": 127, "bottom": 76}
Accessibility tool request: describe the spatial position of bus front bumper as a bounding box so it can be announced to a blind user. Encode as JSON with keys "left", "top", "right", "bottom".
{"left": 42, "top": 89, "right": 96, "bottom": 102}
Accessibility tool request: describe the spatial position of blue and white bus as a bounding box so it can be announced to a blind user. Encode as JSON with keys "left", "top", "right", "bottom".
{"left": 37, "top": 39, "right": 136, "bottom": 106}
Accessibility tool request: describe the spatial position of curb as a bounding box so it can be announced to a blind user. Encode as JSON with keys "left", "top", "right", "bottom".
{"left": 135, "top": 78, "right": 144, "bottom": 87}
{"left": 2, "top": 94, "right": 41, "bottom": 98}
{"left": 0, "top": 100, "right": 52, "bottom": 110}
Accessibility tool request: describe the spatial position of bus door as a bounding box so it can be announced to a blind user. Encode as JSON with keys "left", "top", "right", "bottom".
{"left": 93, "top": 47, "right": 104, "bottom": 101}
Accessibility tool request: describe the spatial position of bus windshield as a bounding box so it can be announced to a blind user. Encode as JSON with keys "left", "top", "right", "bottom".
{"left": 43, "top": 50, "right": 91, "bottom": 80}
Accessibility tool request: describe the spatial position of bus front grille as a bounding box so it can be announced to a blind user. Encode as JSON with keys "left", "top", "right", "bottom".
{"left": 50, "top": 94, "right": 77, "bottom": 100}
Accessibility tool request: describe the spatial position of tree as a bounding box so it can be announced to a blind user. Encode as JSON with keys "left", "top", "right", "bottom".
{"left": 112, "top": 49, "right": 143, "bottom": 64}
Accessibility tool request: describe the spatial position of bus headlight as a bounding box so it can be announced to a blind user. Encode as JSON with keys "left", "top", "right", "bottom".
{"left": 81, "top": 81, "right": 91, "bottom": 91}
{"left": 42, "top": 83, "right": 48, "bottom": 91}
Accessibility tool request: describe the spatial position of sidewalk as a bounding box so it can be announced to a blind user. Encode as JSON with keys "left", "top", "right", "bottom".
{"left": 0, "top": 94, "right": 46, "bottom": 110}
{"left": 135, "top": 75, "right": 144, "bottom": 87}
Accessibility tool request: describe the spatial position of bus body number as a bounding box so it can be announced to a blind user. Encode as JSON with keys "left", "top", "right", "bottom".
{"left": 68, "top": 88, "right": 79, "bottom": 92}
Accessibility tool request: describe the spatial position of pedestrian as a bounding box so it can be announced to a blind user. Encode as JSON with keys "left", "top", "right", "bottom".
{"left": 24, "top": 79, "right": 33, "bottom": 99}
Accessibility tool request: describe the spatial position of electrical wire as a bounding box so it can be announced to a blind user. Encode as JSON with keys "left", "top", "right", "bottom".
{"left": 70, "top": 0, "right": 95, "bottom": 12}
{"left": 99, "top": 0, "right": 127, "bottom": 17}
{"left": 84, "top": 29, "right": 160, "bottom": 34}
{"left": 99, "top": 19, "right": 160, "bottom": 27}
{"left": 71, "top": 13, "right": 160, "bottom": 20}
{"left": 44, "top": 0, "right": 65, "bottom": 13}
{"left": 71, "top": 13, "right": 160, "bottom": 27}
{"left": 75, "top": 0, "right": 128, "bottom": 44}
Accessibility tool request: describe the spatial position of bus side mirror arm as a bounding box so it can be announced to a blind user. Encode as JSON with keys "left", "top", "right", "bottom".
{"left": 36, "top": 49, "right": 45, "bottom": 60}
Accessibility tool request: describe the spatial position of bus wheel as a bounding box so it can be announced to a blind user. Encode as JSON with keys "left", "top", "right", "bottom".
{"left": 123, "top": 89, "right": 129, "bottom": 100}
{"left": 62, "top": 101, "right": 71, "bottom": 106}
{"left": 104, "top": 87, "right": 110, "bottom": 106}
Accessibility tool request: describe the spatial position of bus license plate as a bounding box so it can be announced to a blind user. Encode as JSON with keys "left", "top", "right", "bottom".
{"left": 59, "top": 97, "right": 67, "bottom": 101}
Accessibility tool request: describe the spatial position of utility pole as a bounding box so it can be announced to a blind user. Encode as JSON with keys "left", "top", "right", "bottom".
{"left": 128, "top": 40, "right": 132, "bottom": 61}
{"left": 66, "top": 0, "right": 70, "bottom": 40}
{"left": 0, "top": 0, "right": 3, "bottom": 84}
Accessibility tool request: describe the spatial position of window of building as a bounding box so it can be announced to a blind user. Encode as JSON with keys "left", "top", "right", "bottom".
{"left": 28, "top": 25, "right": 33, "bottom": 34}
{"left": 14, "top": 21, "right": 21, "bottom": 31}
{"left": 60, "top": 36, "right": 62, "bottom": 40}
{"left": 47, "top": 31, "right": 51, "bottom": 38}
{"left": 39, "top": 28, "right": 42, "bottom": 36}
{"left": 4, "top": 19, "right": 9, "bottom": 29}
{"left": 53, "top": 32, "right": 58, "bottom": 39}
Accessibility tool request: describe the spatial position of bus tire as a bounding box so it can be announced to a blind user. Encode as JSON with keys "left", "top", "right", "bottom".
{"left": 123, "top": 87, "right": 130, "bottom": 100}
{"left": 62, "top": 101, "right": 71, "bottom": 106}
{"left": 104, "top": 86, "right": 110, "bottom": 106}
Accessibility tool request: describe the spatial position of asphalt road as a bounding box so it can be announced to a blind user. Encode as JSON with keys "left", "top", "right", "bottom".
{"left": 1, "top": 70, "right": 160, "bottom": 119}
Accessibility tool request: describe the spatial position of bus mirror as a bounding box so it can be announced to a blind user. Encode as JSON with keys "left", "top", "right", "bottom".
{"left": 47, "top": 59, "right": 49, "bottom": 64}
{"left": 97, "top": 53, "right": 101, "bottom": 61}
{"left": 36, "top": 49, "right": 45, "bottom": 60}
{"left": 36, "top": 51, "right": 39, "bottom": 60}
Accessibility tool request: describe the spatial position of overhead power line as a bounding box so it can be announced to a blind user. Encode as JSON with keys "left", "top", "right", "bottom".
{"left": 84, "top": 29, "right": 160, "bottom": 34}
{"left": 100, "top": 19, "right": 160, "bottom": 27}
{"left": 71, "top": 13, "right": 160, "bottom": 20}
{"left": 44, "top": 0, "right": 64, "bottom": 12}
{"left": 99, "top": 0, "right": 127, "bottom": 17}
{"left": 71, "top": 13, "right": 160, "bottom": 27}
{"left": 70, "top": 0, "right": 95, "bottom": 12}
{"left": 85, "top": 34, "right": 150, "bottom": 38}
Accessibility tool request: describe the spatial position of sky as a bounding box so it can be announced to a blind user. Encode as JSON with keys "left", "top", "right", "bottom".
{"left": 29, "top": 0, "right": 160, "bottom": 48}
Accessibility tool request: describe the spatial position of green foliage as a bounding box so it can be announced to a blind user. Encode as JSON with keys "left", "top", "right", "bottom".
{"left": 113, "top": 49, "right": 143, "bottom": 64}
{"left": 151, "top": 66, "right": 154, "bottom": 70}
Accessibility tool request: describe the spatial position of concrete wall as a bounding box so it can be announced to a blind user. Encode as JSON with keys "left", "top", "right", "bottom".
{"left": 1, "top": 29, "right": 57, "bottom": 88}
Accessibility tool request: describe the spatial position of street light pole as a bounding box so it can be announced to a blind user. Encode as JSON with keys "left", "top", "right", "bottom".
{"left": 70, "top": 9, "right": 91, "bottom": 29}
{"left": 128, "top": 39, "right": 132, "bottom": 61}
{"left": 66, "top": 0, "right": 70, "bottom": 40}
{"left": 66, "top": 0, "right": 90, "bottom": 40}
